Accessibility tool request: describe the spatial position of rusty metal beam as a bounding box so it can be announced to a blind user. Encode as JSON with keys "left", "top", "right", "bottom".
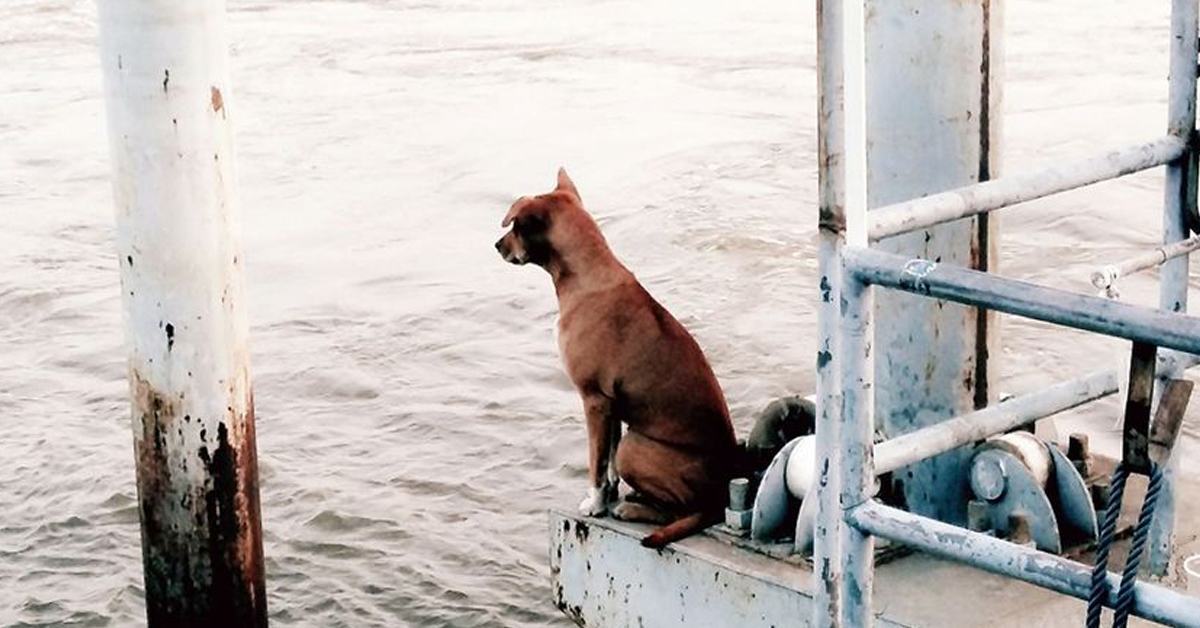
{"left": 1122, "top": 342, "right": 1158, "bottom": 475}
{"left": 96, "top": 1, "right": 267, "bottom": 625}
{"left": 868, "top": 135, "right": 1187, "bottom": 241}
{"left": 848, "top": 501, "right": 1200, "bottom": 627}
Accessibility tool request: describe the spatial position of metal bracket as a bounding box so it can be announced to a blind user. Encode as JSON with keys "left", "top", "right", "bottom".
{"left": 1122, "top": 342, "right": 1158, "bottom": 475}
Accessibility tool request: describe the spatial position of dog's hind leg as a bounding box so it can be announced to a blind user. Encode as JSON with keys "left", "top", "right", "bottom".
{"left": 615, "top": 431, "right": 702, "bottom": 509}
{"left": 611, "top": 499, "right": 671, "bottom": 524}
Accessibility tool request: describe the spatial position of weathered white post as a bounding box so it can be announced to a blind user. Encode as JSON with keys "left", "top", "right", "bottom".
{"left": 96, "top": 1, "right": 267, "bottom": 625}
{"left": 1149, "top": 0, "right": 1199, "bottom": 577}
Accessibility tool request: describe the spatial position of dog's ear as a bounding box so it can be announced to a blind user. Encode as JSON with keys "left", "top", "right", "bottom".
{"left": 502, "top": 196, "right": 532, "bottom": 227}
{"left": 556, "top": 167, "right": 580, "bottom": 200}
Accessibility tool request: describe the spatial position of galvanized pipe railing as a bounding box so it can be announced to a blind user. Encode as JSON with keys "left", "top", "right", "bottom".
{"left": 817, "top": 0, "right": 1200, "bottom": 625}
{"left": 849, "top": 501, "right": 1200, "bottom": 628}
{"left": 848, "top": 501, "right": 1200, "bottom": 627}
{"left": 845, "top": 247, "right": 1200, "bottom": 356}
{"left": 873, "top": 369, "right": 1119, "bottom": 475}
{"left": 813, "top": 0, "right": 850, "bottom": 623}
{"left": 867, "top": 135, "right": 1187, "bottom": 241}
{"left": 832, "top": 248, "right": 1200, "bottom": 627}
{"left": 1091, "top": 234, "right": 1200, "bottom": 294}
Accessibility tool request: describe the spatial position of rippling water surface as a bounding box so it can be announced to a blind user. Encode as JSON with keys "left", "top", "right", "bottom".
{"left": 3, "top": 1, "right": 1199, "bottom": 626}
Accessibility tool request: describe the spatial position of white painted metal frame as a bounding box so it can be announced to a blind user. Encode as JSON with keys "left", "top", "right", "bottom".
{"left": 815, "top": 0, "right": 1200, "bottom": 625}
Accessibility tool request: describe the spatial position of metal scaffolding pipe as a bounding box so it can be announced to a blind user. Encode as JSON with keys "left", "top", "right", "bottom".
{"left": 96, "top": 0, "right": 267, "bottom": 625}
{"left": 813, "top": 0, "right": 847, "bottom": 624}
{"left": 1151, "top": 0, "right": 1200, "bottom": 576}
{"left": 837, "top": 273, "right": 874, "bottom": 626}
{"left": 845, "top": 247, "right": 1200, "bottom": 356}
{"left": 874, "top": 369, "right": 1119, "bottom": 475}
{"left": 867, "top": 136, "right": 1187, "bottom": 241}
{"left": 848, "top": 501, "right": 1200, "bottom": 627}
{"left": 1091, "top": 234, "right": 1200, "bottom": 293}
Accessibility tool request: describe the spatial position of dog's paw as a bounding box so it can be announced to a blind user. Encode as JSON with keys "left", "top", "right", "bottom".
{"left": 578, "top": 487, "right": 610, "bottom": 517}
{"left": 611, "top": 500, "right": 668, "bottom": 524}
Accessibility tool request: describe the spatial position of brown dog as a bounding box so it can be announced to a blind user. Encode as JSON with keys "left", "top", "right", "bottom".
{"left": 496, "top": 169, "right": 738, "bottom": 547}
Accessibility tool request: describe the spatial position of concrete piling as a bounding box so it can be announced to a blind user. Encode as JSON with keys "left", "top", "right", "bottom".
{"left": 96, "top": 1, "right": 268, "bottom": 625}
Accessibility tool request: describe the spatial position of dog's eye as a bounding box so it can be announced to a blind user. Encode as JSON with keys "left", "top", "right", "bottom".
{"left": 516, "top": 214, "right": 547, "bottom": 234}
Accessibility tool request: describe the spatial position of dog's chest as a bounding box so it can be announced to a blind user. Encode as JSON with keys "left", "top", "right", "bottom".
{"left": 556, "top": 295, "right": 635, "bottom": 386}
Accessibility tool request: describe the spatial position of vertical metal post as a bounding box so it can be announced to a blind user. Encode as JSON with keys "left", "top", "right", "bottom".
{"left": 1150, "top": 0, "right": 1198, "bottom": 577}
{"left": 865, "top": 0, "right": 1002, "bottom": 525}
{"left": 814, "top": 0, "right": 847, "bottom": 624}
{"left": 838, "top": 273, "right": 876, "bottom": 626}
{"left": 816, "top": 1, "right": 874, "bottom": 623}
{"left": 96, "top": 1, "right": 268, "bottom": 625}
{"left": 839, "top": 0, "right": 875, "bottom": 623}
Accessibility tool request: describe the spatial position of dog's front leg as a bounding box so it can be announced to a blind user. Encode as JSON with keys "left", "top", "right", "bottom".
{"left": 579, "top": 391, "right": 617, "bottom": 517}
{"left": 606, "top": 418, "right": 621, "bottom": 493}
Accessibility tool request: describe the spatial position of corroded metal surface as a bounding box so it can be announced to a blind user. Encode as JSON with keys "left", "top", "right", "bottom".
{"left": 814, "top": 0, "right": 847, "bottom": 623}
{"left": 97, "top": 0, "right": 267, "bottom": 625}
{"left": 862, "top": 0, "right": 1001, "bottom": 529}
{"left": 549, "top": 512, "right": 909, "bottom": 628}
{"left": 1122, "top": 342, "right": 1158, "bottom": 475}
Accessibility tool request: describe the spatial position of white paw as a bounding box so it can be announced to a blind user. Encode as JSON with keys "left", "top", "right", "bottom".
{"left": 578, "top": 487, "right": 609, "bottom": 517}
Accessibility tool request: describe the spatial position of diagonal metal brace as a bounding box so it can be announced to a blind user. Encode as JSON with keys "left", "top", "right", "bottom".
{"left": 1122, "top": 342, "right": 1158, "bottom": 475}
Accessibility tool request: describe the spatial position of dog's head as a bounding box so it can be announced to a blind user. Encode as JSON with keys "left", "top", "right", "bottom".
{"left": 495, "top": 168, "right": 596, "bottom": 269}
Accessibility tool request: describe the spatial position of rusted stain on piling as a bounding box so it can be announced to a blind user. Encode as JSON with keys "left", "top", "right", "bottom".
{"left": 210, "top": 87, "right": 225, "bottom": 117}
{"left": 131, "top": 371, "right": 266, "bottom": 627}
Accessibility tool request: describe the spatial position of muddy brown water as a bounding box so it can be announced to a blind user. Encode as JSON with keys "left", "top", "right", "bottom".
{"left": 2, "top": 1, "right": 1199, "bottom": 626}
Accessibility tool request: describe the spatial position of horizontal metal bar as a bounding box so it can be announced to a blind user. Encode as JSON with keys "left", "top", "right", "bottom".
{"left": 868, "top": 136, "right": 1187, "bottom": 240}
{"left": 845, "top": 246, "right": 1200, "bottom": 355}
{"left": 848, "top": 501, "right": 1200, "bottom": 627}
{"left": 1091, "top": 233, "right": 1200, "bottom": 291}
{"left": 874, "top": 369, "right": 1119, "bottom": 475}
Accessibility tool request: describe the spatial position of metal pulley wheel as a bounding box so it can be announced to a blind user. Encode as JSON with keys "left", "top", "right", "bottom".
{"left": 969, "top": 432, "right": 1098, "bottom": 554}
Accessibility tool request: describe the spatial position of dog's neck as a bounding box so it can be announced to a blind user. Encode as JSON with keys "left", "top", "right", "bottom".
{"left": 548, "top": 242, "right": 630, "bottom": 299}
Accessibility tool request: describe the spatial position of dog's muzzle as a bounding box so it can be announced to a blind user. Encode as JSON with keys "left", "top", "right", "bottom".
{"left": 495, "top": 236, "right": 527, "bottom": 265}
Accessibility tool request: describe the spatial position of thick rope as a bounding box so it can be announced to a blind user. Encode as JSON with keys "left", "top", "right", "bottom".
{"left": 1086, "top": 464, "right": 1129, "bottom": 628}
{"left": 1111, "top": 463, "right": 1164, "bottom": 628}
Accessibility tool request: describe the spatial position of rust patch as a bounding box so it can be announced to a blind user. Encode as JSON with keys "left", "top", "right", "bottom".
{"left": 130, "top": 371, "right": 266, "bottom": 626}
{"left": 818, "top": 205, "right": 846, "bottom": 234}
{"left": 210, "top": 87, "right": 225, "bottom": 115}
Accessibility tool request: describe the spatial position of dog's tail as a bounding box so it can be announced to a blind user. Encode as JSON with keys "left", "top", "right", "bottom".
{"left": 640, "top": 511, "right": 720, "bottom": 548}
